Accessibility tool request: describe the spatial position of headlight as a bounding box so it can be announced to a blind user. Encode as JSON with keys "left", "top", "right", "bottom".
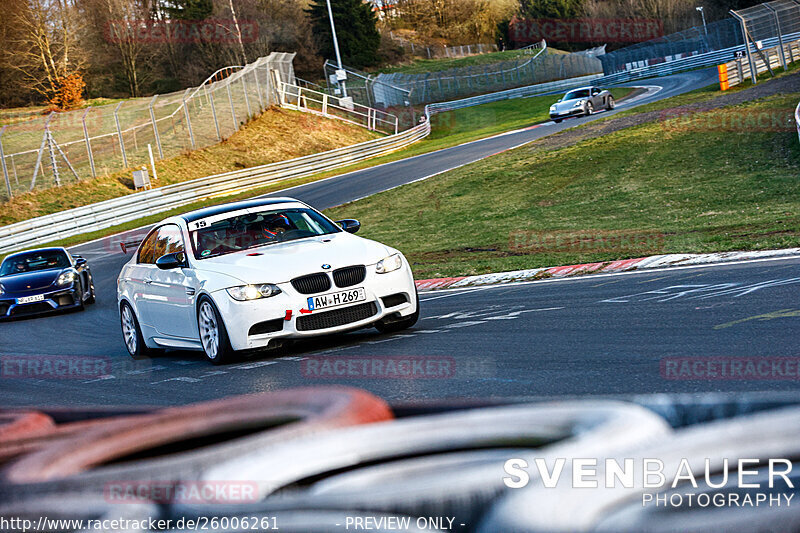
{"left": 226, "top": 284, "right": 281, "bottom": 301}
{"left": 376, "top": 253, "right": 403, "bottom": 274}
{"left": 549, "top": 105, "right": 556, "bottom": 112}
{"left": 57, "top": 271, "right": 76, "bottom": 286}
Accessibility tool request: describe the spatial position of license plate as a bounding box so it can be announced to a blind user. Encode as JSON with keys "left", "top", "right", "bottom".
{"left": 307, "top": 288, "right": 366, "bottom": 311}
{"left": 17, "top": 294, "right": 45, "bottom": 304}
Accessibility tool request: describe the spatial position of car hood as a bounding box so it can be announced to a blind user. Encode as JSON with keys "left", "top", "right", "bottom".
{"left": 0, "top": 269, "right": 62, "bottom": 293}
{"left": 553, "top": 98, "right": 586, "bottom": 112}
{"left": 194, "top": 233, "right": 391, "bottom": 285}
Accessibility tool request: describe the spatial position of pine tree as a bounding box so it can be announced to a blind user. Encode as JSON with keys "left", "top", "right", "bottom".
{"left": 306, "top": 0, "right": 381, "bottom": 69}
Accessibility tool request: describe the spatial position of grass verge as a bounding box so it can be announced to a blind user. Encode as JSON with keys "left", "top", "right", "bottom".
{"left": 327, "top": 92, "right": 800, "bottom": 279}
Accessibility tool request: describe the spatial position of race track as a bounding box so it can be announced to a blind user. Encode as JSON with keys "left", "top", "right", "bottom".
{"left": 7, "top": 67, "right": 794, "bottom": 408}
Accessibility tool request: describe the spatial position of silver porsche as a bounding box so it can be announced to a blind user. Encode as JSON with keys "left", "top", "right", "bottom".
{"left": 549, "top": 87, "right": 615, "bottom": 123}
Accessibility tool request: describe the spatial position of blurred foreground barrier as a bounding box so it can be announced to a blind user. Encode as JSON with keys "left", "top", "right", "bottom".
{"left": 0, "top": 387, "right": 391, "bottom": 499}
{"left": 168, "top": 401, "right": 669, "bottom": 528}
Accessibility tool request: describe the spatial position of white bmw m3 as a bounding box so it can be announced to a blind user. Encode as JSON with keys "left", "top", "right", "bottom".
{"left": 117, "top": 198, "right": 419, "bottom": 364}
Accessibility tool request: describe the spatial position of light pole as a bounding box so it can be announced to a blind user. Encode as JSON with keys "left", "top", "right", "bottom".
{"left": 696, "top": 6, "right": 708, "bottom": 37}
{"left": 326, "top": 0, "right": 347, "bottom": 98}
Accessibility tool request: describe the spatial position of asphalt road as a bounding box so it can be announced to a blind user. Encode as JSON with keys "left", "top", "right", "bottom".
{"left": 8, "top": 66, "right": 792, "bottom": 408}
{"left": 1, "top": 257, "right": 799, "bottom": 406}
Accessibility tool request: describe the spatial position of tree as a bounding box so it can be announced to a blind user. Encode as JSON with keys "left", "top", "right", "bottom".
{"left": 5, "top": 0, "right": 87, "bottom": 103}
{"left": 306, "top": 0, "right": 380, "bottom": 68}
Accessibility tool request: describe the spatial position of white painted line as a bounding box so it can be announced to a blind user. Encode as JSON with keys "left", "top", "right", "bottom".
{"left": 420, "top": 286, "right": 492, "bottom": 302}
{"left": 230, "top": 361, "right": 277, "bottom": 370}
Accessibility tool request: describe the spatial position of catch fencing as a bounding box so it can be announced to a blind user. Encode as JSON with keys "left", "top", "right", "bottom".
{"left": 600, "top": 19, "right": 744, "bottom": 75}
{"left": 0, "top": 87, "right": 421, "bottom": 255}
{"left": 732, "top": 0, "right": 800, "bottom": 83}
{"left": 387, "top": 33, "right": 498, "bottom": 60}
{"left": 0, "top": 53, "right": 297, "bottom": 201}
{"left": 374, "top": 44, "right": 603, "bottom": 106}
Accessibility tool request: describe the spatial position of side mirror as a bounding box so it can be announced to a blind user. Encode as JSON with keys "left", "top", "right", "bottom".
{"left": 74, "top": 256, "right": 87, "bottom": 267}
{"left": 336, "top": 219, "right": 361, "bottom": 234}
{"left": 156, "top": 252, "right": 187, "bottom": 270}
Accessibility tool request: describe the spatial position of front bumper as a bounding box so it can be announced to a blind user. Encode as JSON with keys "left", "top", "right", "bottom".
{"left": 212, "top": 266, "right": 418, "bottom": 351}
{"left": 0, "top": 286, "right": 81, "bottom": 319}
{"left": 550, "top": 106, "right": 587, "bottom": 120}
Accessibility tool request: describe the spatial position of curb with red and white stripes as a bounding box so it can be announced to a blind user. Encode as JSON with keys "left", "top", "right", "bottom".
{"left": 414, "top": 248, "right": 800, "bottom": 291}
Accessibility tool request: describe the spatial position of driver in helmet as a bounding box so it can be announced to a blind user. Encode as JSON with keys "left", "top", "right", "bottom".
{"left": 258, "top": 213, "right": 293, "bottom": 242}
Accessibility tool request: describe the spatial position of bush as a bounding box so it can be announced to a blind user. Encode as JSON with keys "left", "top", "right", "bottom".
{"left": 49, "top": 72, "right": 86, "bottom": 111}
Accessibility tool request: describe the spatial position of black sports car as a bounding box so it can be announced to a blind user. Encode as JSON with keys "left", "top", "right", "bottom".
{"left": 0, "top": 247, "right": 95, "bottom": 319}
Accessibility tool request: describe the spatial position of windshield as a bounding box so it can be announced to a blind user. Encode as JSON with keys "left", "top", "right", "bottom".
{"left": 563, "top": 89, "right": 590, "bottom": 100}
{"left": 0, "top": 250, "right": 70, "bottom": 276}
{"left": 190, "top": 207, "right": 341, "bottom": 259}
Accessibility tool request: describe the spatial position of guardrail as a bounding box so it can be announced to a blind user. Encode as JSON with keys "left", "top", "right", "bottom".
{"left": 718, "top": 39, "right": 800, "bottom": 89}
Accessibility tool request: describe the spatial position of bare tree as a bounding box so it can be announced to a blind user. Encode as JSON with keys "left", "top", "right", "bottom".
{"left": 96, "top": 0, "right": 151, "bottom": 96}
{"left": 7, "top": 0, "right": 88, "bottom": 101}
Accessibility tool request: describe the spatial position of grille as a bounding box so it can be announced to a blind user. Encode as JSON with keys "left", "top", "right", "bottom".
{"left": 333, "top": 265, "right": 366, "bottom": 288}
{"left": 249, "top": 318, "right": 284, "bottom": 336}
{"left": 381, "top": 293, "right": 409, "bottom": 308}
{"left": 56, "top": 294, "right": 75, "bottom": 307}
{"left": 296, "top": 302, "right": 378, "bottom": 332}
{"left": 10, "top": 302, "right": 53, "bottom": 316}
{"left": 291, "top": 273, "right": 331, "bottom": 295}
{"left": 0, "top": 303, "right": 9, "bottom": 316}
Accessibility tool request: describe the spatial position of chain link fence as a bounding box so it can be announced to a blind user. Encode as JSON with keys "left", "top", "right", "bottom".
{"left": 379, "top": 47, "right": 602, "bottom": 106}
{"left": 387, "top": 33, "right": 499, "bottom": 60}
{"left": 599, "top": 19, "right": 744, "bottom": 75}
{"left": 0, "top": 53, "right": 297, "bottom": 202}
{"left": 322, "top": 43, "right": 601, "bottom": 108}
{"left": 732, "top": 0, "right": 800, "bottom": 80}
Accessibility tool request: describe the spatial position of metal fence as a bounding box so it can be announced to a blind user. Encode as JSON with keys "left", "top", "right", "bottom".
{"left": 387, "top": 33, "right": 499, "bottom": 59}
{"left": 717, "top": 38, "right": 800, "bottom": 88}
{"left": 0, "top": 53, "right": 297, "bottom": 202}
{"left": 278, "top": 83, "right": 399, "bottom": 135}
{"left": 375, "top": 45, "right": 603, "bottom": 106}
{"left": 599, "top": 18, "right": 744, "bottom": 75}
{"left": 0, "top": 84, "right": 425, "bottom": 255}
{"left": 732, "top": 0, "right": 800, "bottom": 83}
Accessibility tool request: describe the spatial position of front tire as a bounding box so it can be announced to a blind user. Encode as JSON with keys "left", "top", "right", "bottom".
{"left": 197, "top": 297, "right": 236, "bottom": 365}
{"left": 121, "top": 302, "right": 150, "bottom": 360}
{"left": 553, "top": 118, "right": 562, "bottom": 123}
{"left": 585, "top": 102, "right": 594, "bottom": 115}
{"left": 85, "top": 276, "right": 96, "bottom": 304}
{"left": 375, "top": 291, "right": 420, "bottom": 334}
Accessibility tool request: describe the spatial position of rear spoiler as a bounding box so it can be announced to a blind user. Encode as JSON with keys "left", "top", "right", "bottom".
{"left": 119, "top": 238, "right": 144, "bottom": 254}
